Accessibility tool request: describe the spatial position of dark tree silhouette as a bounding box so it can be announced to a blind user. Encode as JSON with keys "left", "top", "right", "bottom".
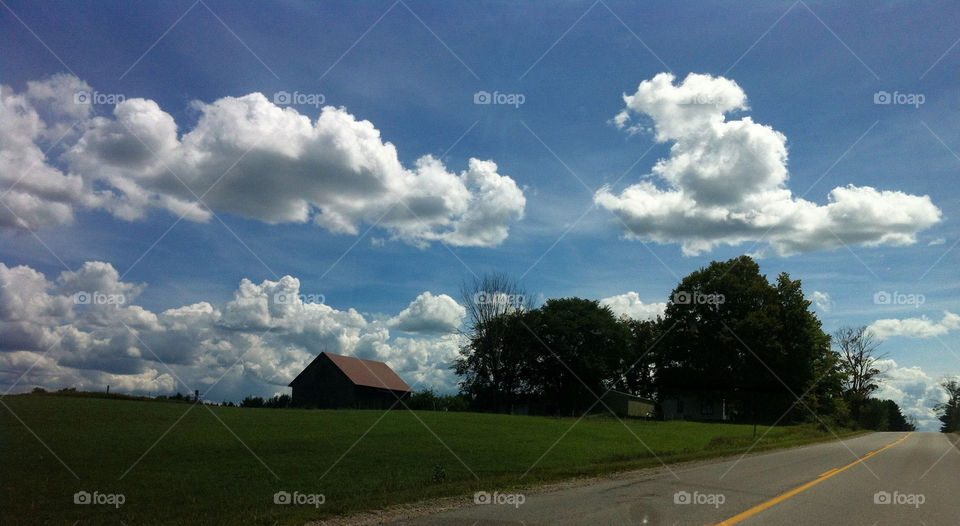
{"left": 455, "top": 272, "right": 532, "bottom": 412}
{"left": 657, "top": 256, "right": 832, "bottom": 422}
{"left": 935, "top": 379, "right": 960, "bottom": 433}
{"left": 834, "top": 325, "right": 887, "bottom": 419}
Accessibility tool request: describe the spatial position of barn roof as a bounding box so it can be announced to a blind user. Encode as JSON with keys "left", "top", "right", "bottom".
{"left": 290, "top": 352, "right": 412, "bottom": 392}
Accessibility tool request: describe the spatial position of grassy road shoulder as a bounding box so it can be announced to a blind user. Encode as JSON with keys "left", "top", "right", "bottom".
{"left": 1, "top": 394, "right": 862, "bottom": 525}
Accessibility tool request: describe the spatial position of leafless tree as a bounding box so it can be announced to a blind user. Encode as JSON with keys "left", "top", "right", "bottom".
{"left": 455, "top": 272, "right": 533, "bottom": 411}
{"left": 458, "top": 272, "right": 533, "bottom": 339}
{"left": 834, "top": 325, "right": 887, "bottom": 401}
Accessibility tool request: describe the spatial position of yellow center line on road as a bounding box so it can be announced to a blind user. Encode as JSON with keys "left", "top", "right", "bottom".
{"left": 714, "top": 432, "right": 913, "bottom": 525}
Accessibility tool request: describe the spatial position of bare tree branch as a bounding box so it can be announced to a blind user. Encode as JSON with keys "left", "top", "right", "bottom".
{"left": 834, "top": 325, "right": 887, "bottom": 399}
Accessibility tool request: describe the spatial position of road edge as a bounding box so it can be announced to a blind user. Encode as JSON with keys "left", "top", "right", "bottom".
{"left": 307, "top": 429, "right": 869, "bottom": 526}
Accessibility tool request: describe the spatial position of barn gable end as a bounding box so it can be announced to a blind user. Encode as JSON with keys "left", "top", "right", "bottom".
{"left": 289, "top": 352, "right": 412, "bottom": 409}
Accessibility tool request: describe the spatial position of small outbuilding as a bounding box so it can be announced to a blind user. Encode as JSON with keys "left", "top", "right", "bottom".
{"left": 289, "top": 352, "right": 412, "bottom": 409}
{"left": 599, "top": 390, "right": 656, "bottom": 419}
{"left": 660, "top": 390, "right": 729, "bottom": 421}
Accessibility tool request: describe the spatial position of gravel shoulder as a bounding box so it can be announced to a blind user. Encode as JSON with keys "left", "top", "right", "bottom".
{"left": 307, "top": 434, "right": 864, "bottom": 526}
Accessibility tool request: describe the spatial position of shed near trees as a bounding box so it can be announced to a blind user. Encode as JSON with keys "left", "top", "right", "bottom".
{"left": 289, "top": 352, "right": 412, "bottom": 409}
{"left": 599, "top": 390, "right": 656, "bottom": 419}
{"left": 661, "top": 391, "right": 729, "bottom": 421}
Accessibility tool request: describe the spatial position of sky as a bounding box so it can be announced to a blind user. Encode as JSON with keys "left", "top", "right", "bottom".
{"left": 1, "top": 0, "right": 958, "bottom": 430}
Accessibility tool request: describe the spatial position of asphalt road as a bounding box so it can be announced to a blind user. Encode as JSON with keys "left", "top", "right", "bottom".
{"left": 390, "top": 432, "right": 960, "bottom": 525}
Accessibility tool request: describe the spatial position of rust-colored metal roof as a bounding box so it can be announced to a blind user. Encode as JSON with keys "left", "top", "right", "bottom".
{"left": 323, "top": 352, "right": 412, "bottom": 392}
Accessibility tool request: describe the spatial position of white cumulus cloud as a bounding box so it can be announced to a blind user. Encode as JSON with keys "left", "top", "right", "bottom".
{"left": 0, "top": 75, "right": 99, "bottom": 229}
{"left": 810, "top": 291, "right": 832, "bottom": 313}
{"left": 389, "top": 291, "right": 465, "bottom": 333}
{"left": 867, "top": 311, "right": 960, "bottom": 340}
{"left": 595, "top": 72, "right": 942, "bottom": 256}
{"left": 0, "top": 261, "right": 463, "bottom": 400}
{"left": 873, "top": 359, "right": 950, "bottom": 431}
{"left": 1, "top": 75, "right": 525, "bottom": 247}
{"left": 599, "top": 291, "right": 665, "bottom": 321}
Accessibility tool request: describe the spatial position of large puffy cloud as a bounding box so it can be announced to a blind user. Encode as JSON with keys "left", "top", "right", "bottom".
{"left": 1, "top": 75, "right": 525, "bottom": 246}
{"left": 0, "top": 261, "right": 463, "bottom": 400}
{"left": 389, "top": 291, "right": 465, "bottom": 334}
{"left": 596, "top": 73, "right": 942, "bottom": 256}
{"left": 599, "top": 291, "right": 665, "bottom": 321}
{"left": 868, "top": 311, "right": 960, "bottom": 340}
{"left": 0, "top": 75, "right": 100, "bottom": 229}
{"left": 873, "top": 359, "right": 952, "bottom": 431}
{"left": 388, "top": 335, "right": 462, "bottom": 391}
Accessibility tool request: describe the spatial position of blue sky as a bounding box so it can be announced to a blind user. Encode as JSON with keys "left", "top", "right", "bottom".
{"left": 1, "top": 0, "right": 958, "bottom": 429}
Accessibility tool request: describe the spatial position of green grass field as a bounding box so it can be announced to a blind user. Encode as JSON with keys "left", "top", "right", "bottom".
{"left": 1, "top": 394, "right": 857, "bottom": 525}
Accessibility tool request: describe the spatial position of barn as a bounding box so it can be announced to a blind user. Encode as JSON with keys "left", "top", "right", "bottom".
{"left": 288, "top": 352, "right": 413, "bottom": 409}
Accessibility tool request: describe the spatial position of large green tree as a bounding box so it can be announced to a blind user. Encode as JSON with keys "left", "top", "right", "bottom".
{"left": 656, "top": 255, "right": 832, "bottom": 422}
{"left": 775, "top": 273, "right": 837, "bottom": 417}
{"left": 618, "top": 316, "right": 662, "bottom": 400}
{"left": 456, "top": 296, "right": 634, "bottom": 415}
{"left": 520, "top": 298, "right": 634, "bottom": 415}
{"left": 455, "top": 309, "right": 534, "bottom": 412}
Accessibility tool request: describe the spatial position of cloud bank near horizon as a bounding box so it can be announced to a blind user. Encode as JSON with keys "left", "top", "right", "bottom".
{"left": 0, "top": 261, "right": 465, "bottom": 400}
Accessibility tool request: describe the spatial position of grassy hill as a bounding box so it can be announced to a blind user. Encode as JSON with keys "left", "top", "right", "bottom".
{"left": 1, "top": 393, "right": 855, "bottom": 525}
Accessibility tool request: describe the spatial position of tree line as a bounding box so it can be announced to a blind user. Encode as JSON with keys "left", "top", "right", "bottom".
{"left": 454, "top": 256, "right": 917, "bottom": 431}
{"left": 937, "top": 380, "right": 960, "bottom": 433}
